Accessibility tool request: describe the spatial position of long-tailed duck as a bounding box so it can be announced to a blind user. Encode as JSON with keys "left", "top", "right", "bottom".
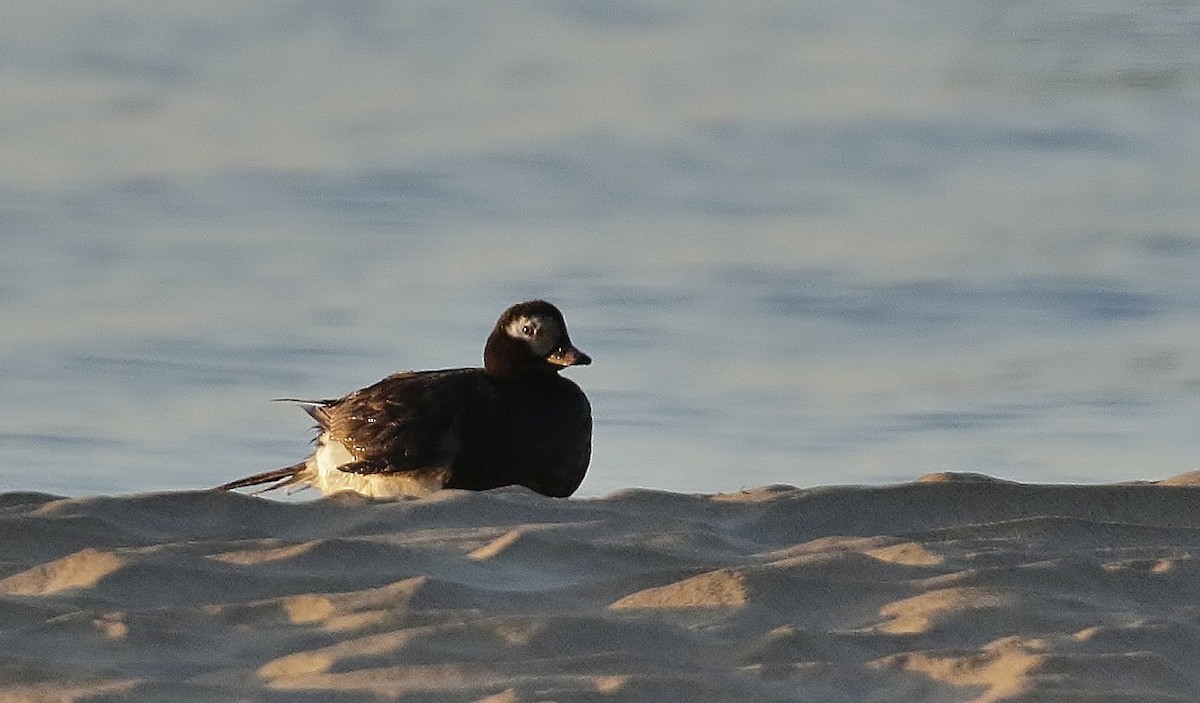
{"left": 217, "top": 300, "right": 592, "bottom": 498}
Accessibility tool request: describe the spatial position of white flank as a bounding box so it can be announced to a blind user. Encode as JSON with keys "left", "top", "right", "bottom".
{"left": 301, "top": 431, "right": 444, "bottom": 498}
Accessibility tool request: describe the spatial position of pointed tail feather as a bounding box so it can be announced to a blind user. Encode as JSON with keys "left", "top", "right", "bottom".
{"left": 215, "top": 461, "right": 308, "bottom": 493}
{"left": 274, "top": 398, "right": 333, "bottom": 428}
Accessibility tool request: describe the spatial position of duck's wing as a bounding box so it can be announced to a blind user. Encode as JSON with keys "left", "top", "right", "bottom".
{"left": 314, "top": 368, "right": 488, "bottom": 476}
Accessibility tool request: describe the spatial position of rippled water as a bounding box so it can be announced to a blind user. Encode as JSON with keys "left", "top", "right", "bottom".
{"left": 2, "top": 1, "right": 1199, "bottom": 496}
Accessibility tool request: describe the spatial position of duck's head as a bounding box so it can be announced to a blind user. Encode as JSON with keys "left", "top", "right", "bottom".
{"left": 484, "top": 300, "right": 591, "bottom": 378}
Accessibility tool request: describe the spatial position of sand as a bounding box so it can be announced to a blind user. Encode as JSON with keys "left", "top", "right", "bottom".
{"left": 2, "top": 472, "right": 1200, "bottom": 702}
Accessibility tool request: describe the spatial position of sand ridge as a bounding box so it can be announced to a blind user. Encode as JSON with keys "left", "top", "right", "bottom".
{"left": 1, "top": 473, "right": 1199, "bottom": 701}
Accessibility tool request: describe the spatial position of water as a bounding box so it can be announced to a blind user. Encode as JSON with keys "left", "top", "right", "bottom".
{"left": 2, "top": 1, "right": 1199, "bottom": 496}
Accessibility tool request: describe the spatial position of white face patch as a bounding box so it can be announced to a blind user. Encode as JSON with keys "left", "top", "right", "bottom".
{"left": 505, "top": 314, "right": 562, "bottom": 356}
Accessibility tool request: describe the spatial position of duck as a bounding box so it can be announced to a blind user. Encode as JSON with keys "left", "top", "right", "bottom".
{"left": 217, "top": 300, "right": 592, "bottom": 498}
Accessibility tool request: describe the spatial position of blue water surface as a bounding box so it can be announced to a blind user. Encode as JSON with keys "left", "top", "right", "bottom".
{"left": 2, "top": 1, "right": 1199, "bottom": 496}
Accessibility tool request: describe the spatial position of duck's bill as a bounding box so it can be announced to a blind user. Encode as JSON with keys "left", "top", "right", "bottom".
{"left": 547, "top": 345, "right": 591, "bottom": 366}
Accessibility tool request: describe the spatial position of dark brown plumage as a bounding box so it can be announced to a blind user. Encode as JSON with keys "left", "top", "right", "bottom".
{"left": 217, "top": 300, "right": 592, "bottom": 498}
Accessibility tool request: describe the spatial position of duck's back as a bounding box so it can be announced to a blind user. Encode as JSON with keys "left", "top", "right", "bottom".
{"left": 318, "top": 368, "right": 591, "bottom": 497}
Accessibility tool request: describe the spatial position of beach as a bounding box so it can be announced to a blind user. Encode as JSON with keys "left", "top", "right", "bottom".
{"left": 4, "top": 4, "right": 1199, "bottom": 700}
{"left": 3, "top": 472, "right": 1199, "bottom": 702}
